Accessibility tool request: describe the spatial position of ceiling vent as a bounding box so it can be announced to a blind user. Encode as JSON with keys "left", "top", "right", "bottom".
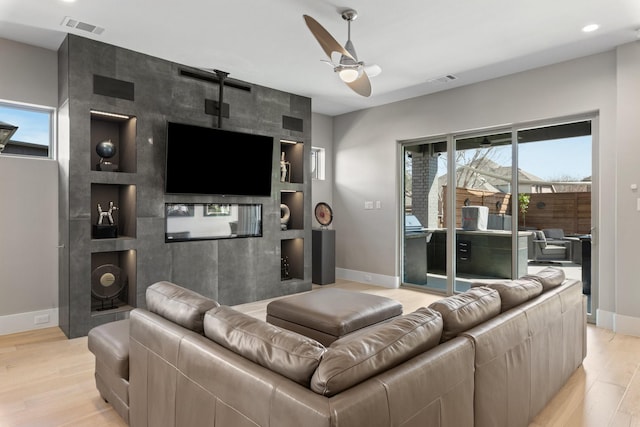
{"left": 61, "top": 16, "right": 105, "bottom": 35}
{"left": 427, "top": 74, "right": 457, "bottom": 84}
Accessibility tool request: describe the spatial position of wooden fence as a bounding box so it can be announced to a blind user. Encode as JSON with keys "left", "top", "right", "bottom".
{"left": 444, "top": 187, "right": 591, "bottom": 234}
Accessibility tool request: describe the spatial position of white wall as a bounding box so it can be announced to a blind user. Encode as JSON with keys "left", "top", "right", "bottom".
{"left": 0, "top": 38, "right": 59, "bottom": 334}
{"left": 0, "top": 156, "right": 59, "bottom": 334}
{"left": 311, "top": 112, "right": 334, "bottom": 228}
{"left": 612, "top": 42, "right": 640, "bottom": 336}
{"left": 331, "top": 46, "right": 640, "bottom": 334}
{"left": 0, "top": 38, "right": 58, "bottom": 107}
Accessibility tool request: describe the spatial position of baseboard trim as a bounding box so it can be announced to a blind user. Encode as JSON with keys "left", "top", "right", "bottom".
{"left": 0, "top": 308, "right": 59, "bottom": 336}
{"left": 613, "top": 313, "right": 640, "bottom": 337}
{"left": 596, "top": 309, "right": 615, "bottom": 331}
{"left": 596, "top": 309, "right": 640, "bottom": 338}
{"left": 336, "top": 268, "right": 399, "bottom": 289}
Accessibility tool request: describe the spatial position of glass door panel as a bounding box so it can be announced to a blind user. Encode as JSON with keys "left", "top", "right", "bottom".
{"left": 516, "top": 121, "right": 593, "bottom": 318}
{"left": 453, "top": 132, "right": 513, "bottom": 292}
{"left": 402, "top": 140, "right": 448, "bottom": 292}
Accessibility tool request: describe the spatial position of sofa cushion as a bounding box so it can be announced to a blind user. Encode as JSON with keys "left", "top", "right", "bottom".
{"left": 523, "top": 267, "right": 566, "bottom": 291}
{"left": 310, "top": 307, "right": 443, "bottom": 397}
{"left": 429, "top": 287, "right": 501, "bottom": 342}
{"left": 146, "top": 281, "right": 219, "bottom": 333}
{"left": 204, "top": 306, "right": 326, "bottom": 386}
{"left": 478, "top": 278, "right": 544, "bottom": 312}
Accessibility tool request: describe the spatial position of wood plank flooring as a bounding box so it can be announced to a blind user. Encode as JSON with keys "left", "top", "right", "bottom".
{"left": 1, "top": 279, "right": 639, "bottom": 426}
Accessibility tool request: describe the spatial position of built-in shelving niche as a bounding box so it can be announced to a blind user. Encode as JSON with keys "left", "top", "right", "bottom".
{"left": 90, "top": 250, "right": 137, "bottom": 315}
{"left": 281, "top": 191, "right": 304, "bottom": 231}
{"left": 279, "top": 139, "right": 304, "bottom": 184}
{"left": 90, "top": 184, "right": 137, "bottom": 239}
{"left": 90, "top": 110, "right": 137, "bottom": 173}
{"left": 281, "top": 238, "right": 304, "bottom": 281}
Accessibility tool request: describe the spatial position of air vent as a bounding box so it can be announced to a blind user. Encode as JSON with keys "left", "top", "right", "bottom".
{"left": 61, "top": 16, "right": 105, "bottom": 35}
{"left": 427, "top": 74, "right": 457, "bottom": 84}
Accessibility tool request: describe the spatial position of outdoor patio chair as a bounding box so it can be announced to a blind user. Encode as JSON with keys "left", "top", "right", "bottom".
{"left": 529, "top": 230, "right": 569, "bottom": 262}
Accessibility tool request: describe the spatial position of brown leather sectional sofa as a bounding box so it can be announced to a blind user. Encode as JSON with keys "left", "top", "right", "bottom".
{"left": 90, "top": 267, "right": 586, "bottom": 427}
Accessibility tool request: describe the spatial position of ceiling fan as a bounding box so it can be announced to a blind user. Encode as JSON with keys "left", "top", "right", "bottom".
{"left": 303, "top": 9, "right": 381, "bottom": 97}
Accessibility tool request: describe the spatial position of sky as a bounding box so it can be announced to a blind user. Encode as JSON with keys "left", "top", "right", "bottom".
{"left": 435, "top": 135, "right": 592, "bottom": 181}
{"left": 0, "top": 105, "right": 51, "bottom": 146}
{"left": 517, "top": 136, "right": 591, "bottom": 181}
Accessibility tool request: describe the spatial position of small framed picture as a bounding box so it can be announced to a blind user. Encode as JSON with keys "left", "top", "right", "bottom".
{"left": 204, "top": 203, "right": 231, "bottom": 216}
{"left": 166, "top": 203, "right": 195, "bottom": 217}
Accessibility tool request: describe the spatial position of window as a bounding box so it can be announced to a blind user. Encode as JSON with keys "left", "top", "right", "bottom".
{"left": 310, "top": 146, "right": 325, "bottom": 180}
{"left": 0, "top": 100, "right": 54, "bottom": 158}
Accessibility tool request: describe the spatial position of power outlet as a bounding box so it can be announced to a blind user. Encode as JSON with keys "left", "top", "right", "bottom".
{"left": 34, "top": 314, "right": 50, "bottom": 325}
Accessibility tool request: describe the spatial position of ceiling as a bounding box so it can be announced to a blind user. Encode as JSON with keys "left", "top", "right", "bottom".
{"left": 1, "top": 0, "right": 639, "bottom": 116}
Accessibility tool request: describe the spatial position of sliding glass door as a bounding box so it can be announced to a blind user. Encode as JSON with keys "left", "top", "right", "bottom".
{"left": 400, "top": 117, "right": 596, "bottom": 321}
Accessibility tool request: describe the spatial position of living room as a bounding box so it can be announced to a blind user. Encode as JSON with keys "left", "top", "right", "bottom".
{"left": 2, "top": 1, "right": 640, "bottom": 426}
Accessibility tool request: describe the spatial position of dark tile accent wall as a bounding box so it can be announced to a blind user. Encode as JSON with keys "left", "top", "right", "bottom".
{"left": 58, "top": 34, "right": 312, "bottom": 338}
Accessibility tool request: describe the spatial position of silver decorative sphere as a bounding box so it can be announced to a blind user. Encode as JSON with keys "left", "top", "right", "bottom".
{"left": 96, "top": 140, "right": 116, "bottom": 159}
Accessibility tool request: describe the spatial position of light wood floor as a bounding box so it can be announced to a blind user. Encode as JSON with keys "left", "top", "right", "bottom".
{"left": 1, "top": 279, "right": 639, "bottom": 426}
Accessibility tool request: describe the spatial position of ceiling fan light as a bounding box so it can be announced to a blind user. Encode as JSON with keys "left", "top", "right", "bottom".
{"left": 339, "top": 68, "right": 360, "bottom": 83}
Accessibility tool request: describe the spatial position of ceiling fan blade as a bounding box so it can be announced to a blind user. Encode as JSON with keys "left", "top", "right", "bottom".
{"left": 345, "top": 71, "right": 372, "bottom": 97}
{"left": 303, "top": 15, "right": 355, "bottom": 61}
{"left": 364, "top": 64, "right": 382, "bottom": 78}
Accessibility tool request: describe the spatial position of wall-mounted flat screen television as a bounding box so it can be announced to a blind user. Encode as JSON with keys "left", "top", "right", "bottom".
{"left": 165, "top": 122, "right": 274, "bottom": 196}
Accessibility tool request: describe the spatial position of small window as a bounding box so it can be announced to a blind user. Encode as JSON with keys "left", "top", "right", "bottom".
{"left": 311, "top": 146, "right": 325, "bottom": 180}
{"left": 0, "top": 100, "right": 54, "bottom": 158}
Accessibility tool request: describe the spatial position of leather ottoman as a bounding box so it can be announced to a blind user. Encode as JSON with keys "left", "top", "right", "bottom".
{"left": 266, "top": 288, "right": 403, "bottom": 346}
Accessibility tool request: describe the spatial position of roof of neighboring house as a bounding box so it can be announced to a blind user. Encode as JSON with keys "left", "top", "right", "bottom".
{"left": 437, "top": 158, "right": 549, "bottom": 193}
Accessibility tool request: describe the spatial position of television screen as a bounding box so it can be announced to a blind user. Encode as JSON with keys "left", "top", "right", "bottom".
{"left": 165, "top": 122, "right": 274, "bottom": 196}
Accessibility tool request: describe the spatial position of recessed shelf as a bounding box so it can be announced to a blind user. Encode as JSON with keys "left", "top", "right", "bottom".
{"left": 279, "top": 140, "right": 304, "bottom": 184}
{"left": 90, "top": 111, "right": 137, "bottom": 173}
{"left": 90, "top": 250, "right": 137, "bottom": 314}
{"left": 281, "top": 238, "right": 304, "bottom": 281}
{"left": 280, "top": 191, "right": 304, "bottom": 231}
{"left": 91, "top": 183, "right": 136, "bottom": 239}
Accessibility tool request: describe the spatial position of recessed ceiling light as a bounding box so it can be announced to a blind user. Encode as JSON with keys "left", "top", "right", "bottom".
{"left": 61, "top": 0, "right": 77, "bottom": 3}
{"left": 582, "top": 24, "right": 599, "bottom": 33}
